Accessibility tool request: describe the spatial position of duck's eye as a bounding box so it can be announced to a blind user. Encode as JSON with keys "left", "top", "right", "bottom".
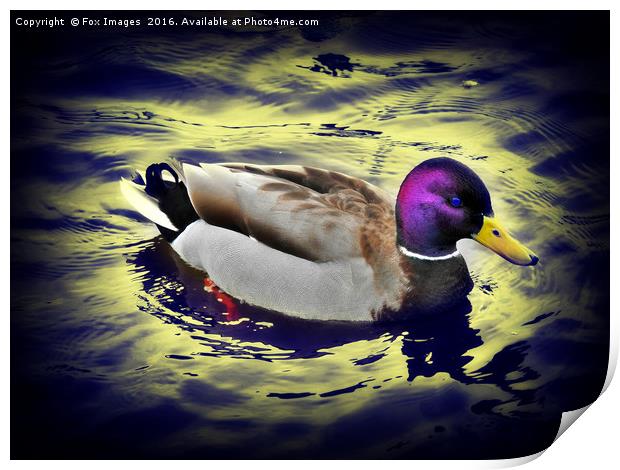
{"left": 450, "top": 197, "right": 462, "bottom": 208}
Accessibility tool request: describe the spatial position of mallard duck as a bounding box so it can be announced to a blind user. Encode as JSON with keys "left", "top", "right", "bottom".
{"left": 120, "top": 157, "right": 538, "bottom": 321}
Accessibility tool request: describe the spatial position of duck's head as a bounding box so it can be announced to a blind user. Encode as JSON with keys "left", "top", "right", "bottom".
{"left": 396, "top": 157, "right": 538, "bottom": 266}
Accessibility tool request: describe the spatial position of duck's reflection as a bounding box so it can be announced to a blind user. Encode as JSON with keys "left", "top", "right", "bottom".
{"left": 128, "top": 238, "right": 535, "bottom": 395}
{"left": 398, "top": 306, "right": 480, "bottom": 382}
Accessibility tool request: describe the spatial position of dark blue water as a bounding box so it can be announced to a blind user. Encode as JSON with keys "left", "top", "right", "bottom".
{"left": 11, "top": 11, "right": 609, "bottom": 459}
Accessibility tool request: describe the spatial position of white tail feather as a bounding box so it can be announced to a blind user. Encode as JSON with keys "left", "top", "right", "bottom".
{"left": 168, "top": 159, "right": 186, "bottom": 184}
{"left": 119, "top": 178, "right": 178, "bottom": 231}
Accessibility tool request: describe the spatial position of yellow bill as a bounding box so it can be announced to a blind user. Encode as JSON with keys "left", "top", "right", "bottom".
{"left": 473, "top": 216, "right": 539, "bottom": 266}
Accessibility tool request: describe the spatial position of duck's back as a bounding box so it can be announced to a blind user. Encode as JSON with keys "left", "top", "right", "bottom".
{"left": 183, "top": 162, "right": 396, "bottom": 263}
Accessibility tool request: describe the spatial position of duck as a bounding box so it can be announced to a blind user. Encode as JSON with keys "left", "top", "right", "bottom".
{"left": 120, "top": 157, "right": 538, "bottom": 322}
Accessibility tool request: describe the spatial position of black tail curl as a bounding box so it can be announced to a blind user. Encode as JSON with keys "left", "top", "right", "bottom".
{"left": 144, "top": 162, "right": 199, "bottom": 242}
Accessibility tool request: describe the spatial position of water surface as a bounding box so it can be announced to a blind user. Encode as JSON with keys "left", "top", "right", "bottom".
{"left": 11, "top": 11, "right": 609, "bottom": 459}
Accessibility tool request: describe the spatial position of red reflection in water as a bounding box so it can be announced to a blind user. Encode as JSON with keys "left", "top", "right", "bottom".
{"left": 204, "top": 277, "right": 239, "bottom": 320}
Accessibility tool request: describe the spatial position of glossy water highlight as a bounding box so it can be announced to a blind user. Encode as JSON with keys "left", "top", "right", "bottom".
{"left": 11, "top": 11, "right": 609, "bottom": 459}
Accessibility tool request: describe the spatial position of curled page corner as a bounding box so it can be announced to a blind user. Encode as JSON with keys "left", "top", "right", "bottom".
{"left": 550, "top": 337, "right": 619, "bottom": 444}
{"left": 545, "top": 338, "right": 619, "bottom": 453}
{"left": 488, "top": 405, "right": 592, "bottom": 468}
{"left": 555, "top": 405, "right": 591, "bottom": 441}
{"left": 489, "top": 450, "right": 545, "bottom": 468}
{"left": 602, "top": 334, "right": 618, "bottom": 394}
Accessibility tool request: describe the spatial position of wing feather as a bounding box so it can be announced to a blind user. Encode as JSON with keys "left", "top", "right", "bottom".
{"left": 182, "top": 162, "right": 395, "bottom": 262}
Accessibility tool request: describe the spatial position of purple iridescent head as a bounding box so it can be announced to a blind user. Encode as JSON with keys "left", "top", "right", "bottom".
{"left": 396, "top": 158, "right": 539, "bottom": 266}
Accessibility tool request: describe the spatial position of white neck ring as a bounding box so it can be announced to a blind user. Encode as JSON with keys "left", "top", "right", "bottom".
{"left": 398, "top": 245, "right": 461, "bottom": 261}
